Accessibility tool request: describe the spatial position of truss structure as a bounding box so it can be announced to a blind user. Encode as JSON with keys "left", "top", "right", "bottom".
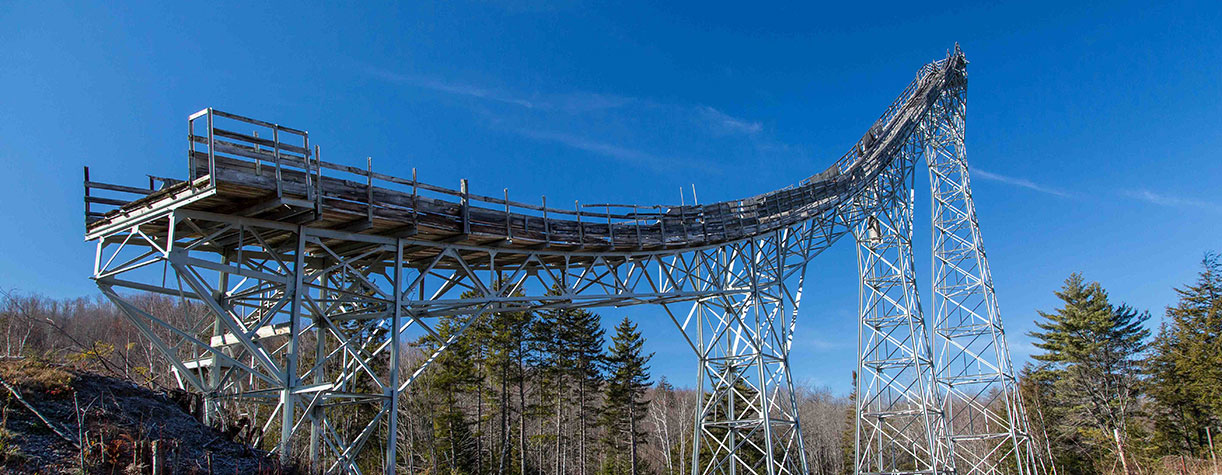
{"left": 852, "top": 139, "right": 952, "bottom": 475}
{"left": 925, "top": 66, "right": 1041, "bottom": 475}
{"left": 82, "top": 46, "right": 1041, "bottom": 475}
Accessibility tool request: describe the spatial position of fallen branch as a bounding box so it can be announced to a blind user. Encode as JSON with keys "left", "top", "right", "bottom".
{"left": 0, "top": 372, "right": 79, "bottom": 449}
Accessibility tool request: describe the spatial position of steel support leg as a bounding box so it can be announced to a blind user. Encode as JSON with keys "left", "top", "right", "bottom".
{"left": 854, "top": 150, "right": 953, "bottom": 475}
{"left": 690, "top": 231, "right": 810, "bottom": 475}
{"left": 926, "top": 80, "right": 1041, "bottom": 475}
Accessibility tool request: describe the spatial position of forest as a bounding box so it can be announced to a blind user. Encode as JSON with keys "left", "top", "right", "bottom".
{"left": 0, "top": 253, "right": 1217, "bottom": 474}
{"left": 1019, "top": 253, "right": 1222, "bottom": 475}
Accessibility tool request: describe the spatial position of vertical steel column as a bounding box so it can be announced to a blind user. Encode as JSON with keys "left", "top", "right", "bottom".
{"left": 281, "top": 226, "right": 307, "bottom": 464}
{"left": 779, "top": 227, "right": 812, "bottom": 475}
{"left": 310, "top": 270, "right": 329, "bottom": 466}
{"left": 385, "top": 240, "right": 403, "bottom": 474}
{"left": 926, "top": 74, "right": 1040, "bottom": 475}
{"left": 853, "top": 146, "right": 953, "bottom": 475}
{"left": 206, "top": 252, "right": 230, "bottom": 427}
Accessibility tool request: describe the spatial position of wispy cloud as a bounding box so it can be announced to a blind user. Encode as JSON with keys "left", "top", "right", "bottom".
{"left": 549, "top": 92, "right": 635, "bottom": 113}
{"left": 513, "top": 128, "right": 709, "bottom": 173}
{"left": 698, "top": 106, "right": 762, "bottom": 135}
{"left": 364, "top": 65, "right": 646, "bottom": 112}
{"left": 973, "top": 168, "right": 1072, "bottom": 198}
{"left": 360, "top": 64, "right": 809, "bottom": 177}
{"left": 363, "top": 65, "right": 770, "bottom": 136}
{"left": 1122, "top": 189, "right": 1221, "bottom": 212}
{"left": 363, "top": 67, "right": 539, "bottom": 108}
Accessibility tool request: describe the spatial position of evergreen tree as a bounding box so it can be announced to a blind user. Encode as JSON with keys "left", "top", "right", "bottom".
{"left": 421, "top": 314, "right": 482, "bottom": 473}
{"left": 536, "top": 298, "right": 574, "bottom": 473}
{"left": 1027, "top": 273, "right": 1150, "bottom": 473}
{"left": 531, "top": 287, "right": 609, "bottom": 475}
{"left": 600, "top": 317, "right": 652, "bottom": 475}
{"left": 562, "top": 306, "right": 606, "bottom": 475}
{"left": 484, "top": 302, "right": 534, "bottom": 475}
{"left": 1147, "top": 253, "right": 1222, "bottom": 456}
{"left": 527, "top": 305, "right": 561, "bottom": 472}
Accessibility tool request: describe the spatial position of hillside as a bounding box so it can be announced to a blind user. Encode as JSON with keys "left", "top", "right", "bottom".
{"left": 0, "top": 359, "right": 288, "bottom": 474}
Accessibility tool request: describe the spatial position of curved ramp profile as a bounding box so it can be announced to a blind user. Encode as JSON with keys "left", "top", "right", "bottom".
{"left": 83, "top": 46, "right": 1041, "bottom": 475}
{"left": 84, "top": 52, "right": 966, "bottom": 258}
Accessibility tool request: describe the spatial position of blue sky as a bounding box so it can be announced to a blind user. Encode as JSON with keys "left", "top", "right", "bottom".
{"left": 2, "top": 1, "right": 1220, "bottom": 391}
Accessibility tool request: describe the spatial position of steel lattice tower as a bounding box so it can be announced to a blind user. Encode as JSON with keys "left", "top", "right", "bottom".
{"left": 924, "top": 62, "right": 1042, "bottom": 475}
{"left": 82, "top": 46, "right": 1042, "bottom": 475}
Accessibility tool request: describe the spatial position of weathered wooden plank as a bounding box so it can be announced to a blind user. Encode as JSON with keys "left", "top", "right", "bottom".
{"left": 209, "top": 128, "right": 311, "bottom": 156}
{"left": 85, "top": 196, "right": 135, "bottom": 207}
{"left": 85, "top": 181, "right": 154, "bottom": 195}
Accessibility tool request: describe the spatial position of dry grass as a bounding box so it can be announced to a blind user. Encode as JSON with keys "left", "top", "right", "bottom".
{"left": 1146, "top": 455, "right": 1220, "bottom": 475}
{"left": 0, "top": 359, "right": 75, "bottom": 397}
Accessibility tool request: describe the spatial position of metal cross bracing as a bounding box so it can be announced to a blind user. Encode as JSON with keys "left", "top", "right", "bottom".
{"left": 81, "top": 45, "right": 1043, "bottom": 474}
{"left": 852, "top": 131, "right": 953, "bottom": 475}
{"left": 924, "top": 68, "right": 1043, "bottom": 475}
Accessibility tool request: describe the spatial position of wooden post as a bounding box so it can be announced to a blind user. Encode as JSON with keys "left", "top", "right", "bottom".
{"left": 366, "top": 157, "right": 374, "bottom": 224}
{"left": 314, "top": 145, "right": 324, "bottom": 213}
{"left": 151, "top": 440, "right": 165, "bottom": 475}
{"left": 304, "top": 131, "right": 313, "bottom": 201}
{"left": 411, "top": 168, "right": 419, "bottom": 230}
{"left": 189, "top": 116, "right": 197, "bottom": 182}
{"left": 83, "top": 167, "right": 91, "bottom": 222}
{"left": 575, "top": 200, "right": 584, "bottom": 246}
{"left": 460, "top": 179, "right": 470, "bottom": 235}
{"left": 253, "top": 131, "right": 262, "bottom": 176}
{"left": 606, "top": 205, "right": 613, "bottom": 245}
{"left": 542, "top": 196, "right": 550, "bottom": 246}
{"left": 272, "top": 127, "right": 283, "bottom": 198}
{"left": 505, "top": 188, "right": 512, "bottom": 241}
{"left": 633, "top": 205, "right": 641, "bottom": 248}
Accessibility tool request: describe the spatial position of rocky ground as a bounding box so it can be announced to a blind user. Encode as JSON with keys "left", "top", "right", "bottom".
{"left": 0, "top": 359, "right": 290, "bottom": 474}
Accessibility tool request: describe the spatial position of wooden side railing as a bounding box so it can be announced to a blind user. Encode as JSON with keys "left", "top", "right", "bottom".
{"left": 87, "top": 52, "right": 963, "bottom": 248}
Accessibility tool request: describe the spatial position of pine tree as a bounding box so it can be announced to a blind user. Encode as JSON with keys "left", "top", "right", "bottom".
{"left": 1147, "top": 253, "right": 1222, "bottom": 456}
{"left": 536, "top": 298, "right": 574, "bottom": 474}
{"left": 1028, "top": 273, "right": 1150, "bottom": 473}
{"left": 484, "top": 303, "right": 533, "bottom": 475}
{"left": 600, "top": 317, "right": 652, "bottom": 475}
{"left": 563, "top": 307, "right": 606, "bottom": 475}
{"left": 421, "top": 314, "right": 481, "bottom": 473}
{"left": 530, "top": 286, "right": 609, "bottom": 475}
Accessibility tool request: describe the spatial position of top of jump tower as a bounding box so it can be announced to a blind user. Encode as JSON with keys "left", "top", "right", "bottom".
{"left": 82, "top": 48, "right": 967, "bottom": 256}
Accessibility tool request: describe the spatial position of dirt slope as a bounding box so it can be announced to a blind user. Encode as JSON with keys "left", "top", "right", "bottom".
{"left": 0, "top": 360, "right": 287, "bottom": 474}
